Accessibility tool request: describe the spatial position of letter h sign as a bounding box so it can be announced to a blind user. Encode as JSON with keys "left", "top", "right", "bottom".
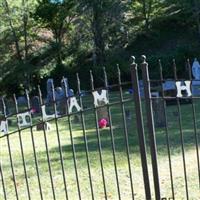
{"left": 176, "top": 81, "right": 192, "bottom": 98}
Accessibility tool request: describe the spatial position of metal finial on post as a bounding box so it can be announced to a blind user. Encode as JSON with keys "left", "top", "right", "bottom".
{"left": 76, "top": 73, "right": 81, "bottom": 93}
{"left": 13, "top": 94, "right": 17, "bottom": 105}
{"left": 117, "top": 64, "right": 120, "bottom": 74}
{"left": 187, "top": 59, "right": 192, "bottom": 80}
{"left": 25, "top": 89, "right": 31, "bottom": 109}
{"left": 117, "top": 64, "right": 121, "bottom": 84}
{"left": 158, "top": 59, "right": 163, "bottom": 80}
{"left": 103, "top": 67, "right": 108, "bottom": 87}
{"left": 141, "top": 55, "right": 147, "bottom": 64}
{"left": 90, "top": 70, "right": 94, "bottom": 90}
{"left": 25, "top": 89, "right": 29, "bottom": 101}
{"left": 37, "top": 85, "right": 43, "bottom": 105}
{"left": 158, "top": 59, "right": 162, "bottom": 69}
{"left": 62, "top": 77, "right": 69, "bottom": 98}
{"left": 76, "top": 73, "right": 80, "bottom": 85}
{"left": 0, "top": 97, "right": 9, "bottom": 135}
{"left": 50, "top": 79, "right": 56, "bottom": 101}
{"left": 130, "top": 56, "right": 137, "bottom": 72}
{"left": 90, "top": 70, "right": 93, "bottom": 81}
{"left": 172, "top": 59, "right": 177, "bottom": 80}
{"left": 13, "top": 94, "right": 19, "bottom": 116}
{"left": 2, "top": 97, "right": 7, "bottom": 118}
{"left": 131, "top": 56, "right": 136, "bottom": 65}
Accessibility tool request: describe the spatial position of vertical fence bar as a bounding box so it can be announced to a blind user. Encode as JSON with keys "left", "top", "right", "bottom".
{"left": 187, "top": 59, "right": 200, "bottom": 188}
{"left": 50, "top": 82, "right": 69, "bottom": 200}
{"left": 141, "top": 55, "right": 161, "bottom": 200}
{"left": 38, "top": 86, "right": 56, "bottom": 200}
{"left": 103, "top": 67, "right": 121, "bottom": 200}
{"left": 159, "top": 60, "right": 175, "bottom": 199}
{"left": 117, "top": 65, "right": 135, "bottom": 199}
{"left": 2, "top": 98, "right": 19, "bottom": 200}
{"left": 173, "top": 60, "right": 189, "bottom": 200}
{"left": 0, "top": 163, "right": 7, "bottom": 200}
{"left": 62, "top": 79, "right": 82, "bottom": 200}
{"left": 13, "top": 94, "right": 31, "bottom": 200}
{"left": 0, "top": 99, "right": 7, "bottom": 200}
{"left": 130, "top": 56, "right": 151, "bottom": 200}
{"left": 90, "top": 70, "right": 108, "bottom": 200}
{"left": 25, "top": 90, "right": 44, "bottom": 200}
{"left": 6, "top": 135, "right": 19, "bottom": 200}
{"left": 76, "top": 74, "right": 95, "bottom": 200}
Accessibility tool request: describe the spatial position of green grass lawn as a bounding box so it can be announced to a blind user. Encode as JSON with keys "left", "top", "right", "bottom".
{"left": 0, "top": 91, "right": 200, "bottom": 200}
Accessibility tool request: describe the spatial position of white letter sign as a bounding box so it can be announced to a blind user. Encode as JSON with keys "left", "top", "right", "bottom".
{"left": 92, "top": 90, "right": 109, "bottom": 107}
{"left": 68, "top": 97, "right": 81, "bottom": 114}
{"left": 41, "top": 105, "right": 56, "bottom": 121}
{"left": 17, "top": 112, "right": 31, "bottom": 127}
{"left": 1, "top": 120, "right": 8, "bottom": 134}
{"left": 176, "top": 81, "right": 192, "bottom": 98}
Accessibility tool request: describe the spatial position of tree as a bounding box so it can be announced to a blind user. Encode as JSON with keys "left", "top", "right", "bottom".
{"left": 78, "top": 0, "right": 125, "bottom": 67}
{"left": 165, "top": 0, "right": 200, "bottom": 40}
{"left": 130, "top": 0, "right": 163, "bottom": 31}
{"left": 191, "top": 0, "right": 200, "bottom": 39}
{"left": 22, "top": 0, "right": 29, "bottom": 61}
{"left": 34, "top": 0, "right": 76, "bottom": 65}
{"left": 2, "top": 0, "right": 22, "bottom": 61}
{"left": 0, "top": 0, "right": 40, "bottom": 92}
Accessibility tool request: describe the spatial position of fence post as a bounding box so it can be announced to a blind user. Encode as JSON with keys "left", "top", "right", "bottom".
{"left": 141, "top": 55, "right": 161, "bottom": 200}
{"left": 130, "top": 56, "right": 151, "bottom": 200}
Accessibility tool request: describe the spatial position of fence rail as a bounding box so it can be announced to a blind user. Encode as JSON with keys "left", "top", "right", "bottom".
{"left": 0, "top": 56, "right": 200, "bottom": 200}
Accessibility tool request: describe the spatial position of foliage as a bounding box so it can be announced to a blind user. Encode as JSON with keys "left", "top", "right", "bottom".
{"left": 0, "top": 0, "right": 200, "bottom": 95}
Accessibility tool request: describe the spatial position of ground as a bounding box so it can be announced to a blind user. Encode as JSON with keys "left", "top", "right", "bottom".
{"left": 0, "top": 90, "right": 200, "bottom": 200}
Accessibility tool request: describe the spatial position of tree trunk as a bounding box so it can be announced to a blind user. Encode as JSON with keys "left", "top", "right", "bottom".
{"left": 57, "top": 24, "right": 63, "bottom": 65}
{"left": 22, "top": 0, "right": 28, "bottom": 61}
{"left": 193, "top": 0, "right": 200, "bottom": 41}
{"left": 142, "top": 0, "right": 152, "bottom": 30}
{"left": 142, "top": 0, "right": 148, "bottom": 30}
{"left": 3, "top": 0, "right": 22, "bottom": 61}
{"left": 92, "top": 3, "right": 105, "bottom": 67}
{"left": 22, "top": 0, "right": 30, "bottom": 89}
{"left": 196, "top": 16, "right": 200, "bottom": 38}
{"left": 54, "top": 24, "right": 63, "bottom": 65}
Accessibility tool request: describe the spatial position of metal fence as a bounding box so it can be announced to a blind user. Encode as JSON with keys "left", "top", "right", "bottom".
{"left": 0, "top": 56, "right": 200, "bottom": 200}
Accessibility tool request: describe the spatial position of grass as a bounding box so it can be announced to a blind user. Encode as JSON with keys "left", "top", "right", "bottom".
{"left": 0, "top": 90, "right": 200, "bottom": 200}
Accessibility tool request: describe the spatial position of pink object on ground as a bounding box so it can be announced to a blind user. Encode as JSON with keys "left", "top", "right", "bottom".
{"left": 31, "top": 108, "right": 36, "bottom": 114}
{"left": 98, "top": 118, "right": 108, "bottom": 128}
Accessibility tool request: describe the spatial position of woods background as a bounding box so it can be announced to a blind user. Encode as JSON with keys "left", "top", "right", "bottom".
{"left": 0, "top": 0, "right": 200, "bottom": 95}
